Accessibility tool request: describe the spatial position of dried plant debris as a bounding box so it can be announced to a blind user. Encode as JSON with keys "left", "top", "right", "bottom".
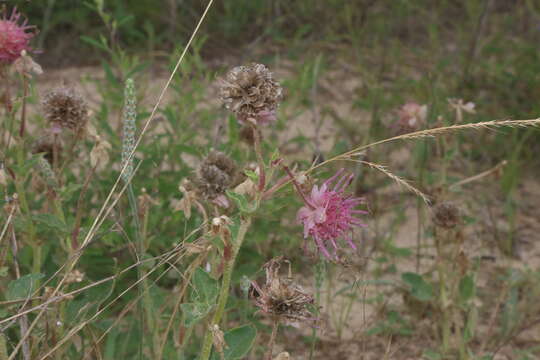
{"left": 250, "top": 257, "right": 317, "bottom": 325}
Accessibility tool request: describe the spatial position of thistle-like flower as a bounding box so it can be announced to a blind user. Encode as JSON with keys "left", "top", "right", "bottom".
{"left": 0, "top": 7, "right": 35, "bottom": 64}
{"left": 42, "top": 87, "right": 88, "bottom": 132}
{"left": 219, "top": 63, "right": 282, "bottom": 125}
{"left": 250, "top": 257, "right": 315, "bottom": 324}
{"left": 296, "top": 169, "right": 367, "bottom": 260}
{"left": 196, "top": 150, "right": 237, "bottom": 206}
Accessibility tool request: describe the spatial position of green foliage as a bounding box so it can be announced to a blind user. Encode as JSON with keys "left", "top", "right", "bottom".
{"left": 6, "top": 274, "right": 44, "bottom": 301}
{"left": 402, "top": 272, "right": 433, "bottom": 302}
{"left": 210, "top": 325, "right": 257, "bottom": 360}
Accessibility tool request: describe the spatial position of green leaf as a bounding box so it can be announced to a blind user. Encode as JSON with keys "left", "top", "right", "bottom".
{"left": 244, "top": 169, "right": 258, "bottom": 182}
{"left": 7, "top": 273, "right": 44, "bottom": 301}
{"left": 192, "top": 268, "right": 218, "bottom": 304}
{"left": 402, "top": 272, "right": 433, "bottom": 302}
{"left": 422, "top": 349, "right": 443, "bottom": 359}
{"left": 211, "top": 325, "right": 257, "bottom": 360}
{"left": 32, "top": 214, "right": 68, "bottom": 234}
{"left": 80, "top": 35, "right": 111, "bottom": 53}
{"left": 459, "top": 274, "right": 475, "bottom": 303}
{"left": 181, "top": 302, "right": 212, "bottom": 327}
{"left": 226, "top": 190, "right": 255, "bottom": 214}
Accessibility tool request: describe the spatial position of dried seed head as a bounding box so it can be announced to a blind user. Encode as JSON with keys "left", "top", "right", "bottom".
{"left": 432, "top": 201, "right": 461, "bottom": 229}
{"left": 42, "top": 87, "right": 88, "bottom": 132}
{"left": 250, "top": 257, "right": 316, "bottom": 325}
{"left": 65, "top": 269, "right": 84, "bottom": 284}
{"left": 196, "top": 150, "right": 237, "bottom": 201}
{"left": 219, "top": 63, "right": 282, "bottom": 125}
{"left": 32, "top": 134, "right": 62, "bottom": 164}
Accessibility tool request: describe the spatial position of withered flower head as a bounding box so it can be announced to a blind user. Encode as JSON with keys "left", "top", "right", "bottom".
{"left": 42, "top": 87, "right": 88, "bottom": 132}
{"left": 250, "top": 257, "right": 316, "bottom": 324}
{"left": 32, "top": 134, "right": 62, "bottom": 164}
{"left": 196, "top": 150, "right": 237, "bottom": 203}
{"left": 432, "top": 201, "right": 461, "bottom": 229}
{"left": 219, "top": 63, "right": 282, "bottom": 125}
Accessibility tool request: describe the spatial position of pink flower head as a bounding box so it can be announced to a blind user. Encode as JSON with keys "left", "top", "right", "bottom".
{"left": 0, "top": 8, "right": 36, "bottom": 64}
{"left": 296, "top": 169, "right": 367, "bottom": 260}
{"left": 394, "top": 102, "right": 427, "bottom": 134}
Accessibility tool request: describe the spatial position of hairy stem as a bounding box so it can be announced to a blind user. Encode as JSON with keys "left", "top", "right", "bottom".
{"left": 199, "top": 217, "right": 252, "bottom": 360}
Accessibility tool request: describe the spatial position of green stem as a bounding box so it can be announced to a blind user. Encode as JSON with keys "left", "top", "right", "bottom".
{"left": 437, "top": 255, "right": 450, "bottom": 353}
{"left": 199, "top": 217, "right": 252, "bottom": 360}
{"left": 127, "top": 184, "right": 159, "bottom": 358}
{"left": 14, "top": 143, "right": 39, "bottom": 275}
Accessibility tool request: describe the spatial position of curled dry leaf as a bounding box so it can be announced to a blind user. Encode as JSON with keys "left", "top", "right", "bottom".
{"left": 90, "top": 136, "right": 111, "bottom": 171}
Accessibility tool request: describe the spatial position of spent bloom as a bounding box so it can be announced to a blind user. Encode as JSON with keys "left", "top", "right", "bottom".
{"left": 432, "top": 201, "right": 462, "bottom": 229}
{"left": 296, "top": 169, "right": 367, "bottom": 260}
{"left": 0, "top": 8, "right": 36, "bottom": 64}
{"left": 448, "top": 98, "right": 475, "bottom": 123}
{"left": 219, "top": 63, "right": 282, "bottom": 125}
{"left": 394, "top": 102, "right": 427, "bottom": 134}
{"left": 195, "top": 150, "right": 237, "bottom": 207}
{"left": 42, "top": 87, "right": 88, "bottom": 132}
{"left": 250, "top": 257, "right": 315, "bottom": 324}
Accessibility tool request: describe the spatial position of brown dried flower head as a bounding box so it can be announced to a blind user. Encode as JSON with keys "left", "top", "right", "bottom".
{"left": 432, "top": 201, "right": 461, "bottom": 229}
{"left": 250, "top": 257, "right": 315, "bottom": 324}
{"left": 32, "top": 134, "right": 63, "bottom": 164}
{"left": 219, "top": 63, "right": 282, "bottom": 125}
{"left": 196, "top": 150, "right": 237, "bottom": 204}
{"left": 42, "top": 87, "right": 88, "bottom": 132}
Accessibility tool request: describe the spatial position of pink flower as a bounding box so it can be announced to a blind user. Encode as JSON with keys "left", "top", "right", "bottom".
{"left": 0, "top": 8, "right": 36, "bottom": 64}
{"left": 296, "top": 169, "right": 367, "bottom": 260}
{"left": 394, "top": 102, "right": 427, "bottom": 134}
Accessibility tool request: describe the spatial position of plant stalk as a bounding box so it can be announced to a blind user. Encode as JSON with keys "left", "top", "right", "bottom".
{"left": 199, "top": 217, "right": 252, "bottom": 360}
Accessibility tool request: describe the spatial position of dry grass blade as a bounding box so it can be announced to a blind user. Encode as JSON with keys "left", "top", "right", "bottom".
{"left": 345, "top": 159, "right": 431, "bottom": 205}
{"left": 311, "top": 118, "right": 540, "bottom": 173}
{"left": 449, "top": 159, "right": 507, "bottom": 190}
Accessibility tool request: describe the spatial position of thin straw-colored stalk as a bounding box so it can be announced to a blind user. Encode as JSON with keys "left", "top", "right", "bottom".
{"left": 310, "top": 118, "right": 540, "bottom": 174}
{"left": 6, "top": 2, "right": 214, "bottom": 359}
{"left": 346, "top": 159, "right": 431, "bottom": 204}
{"left": 36, "top": 233, "right": 204, "bottom": 360}
{"left": 449, "top": 159, "right": 507, "bottom": 190}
